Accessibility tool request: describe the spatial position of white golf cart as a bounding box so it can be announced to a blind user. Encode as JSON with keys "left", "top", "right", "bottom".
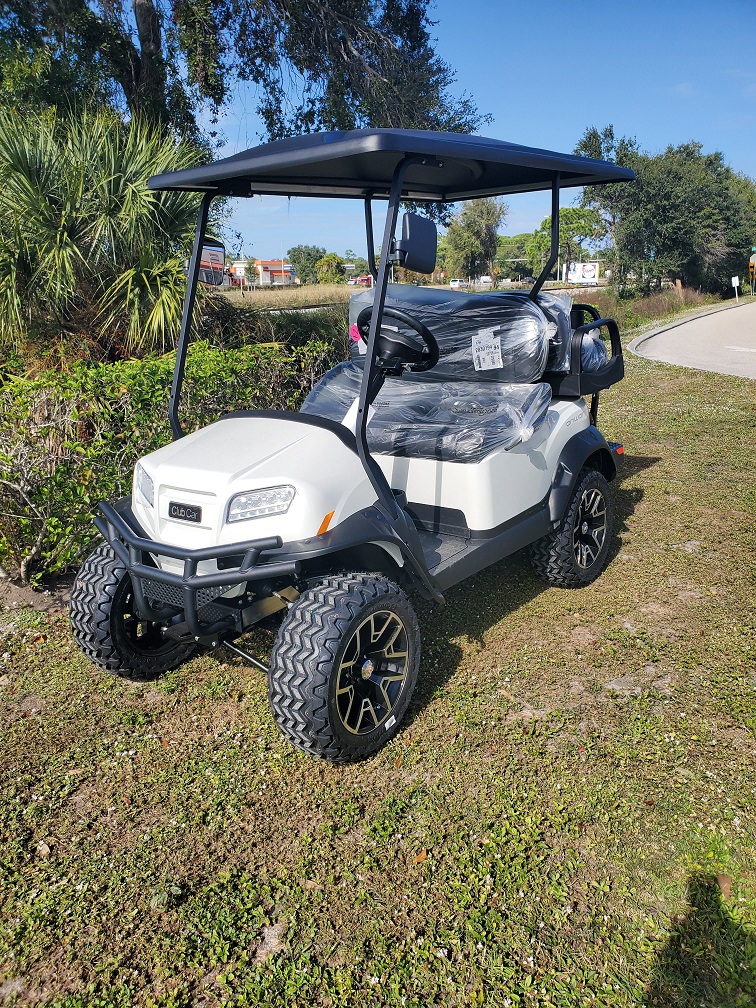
{"left": 70, "top": 129, "right": 635, "bottom": 762}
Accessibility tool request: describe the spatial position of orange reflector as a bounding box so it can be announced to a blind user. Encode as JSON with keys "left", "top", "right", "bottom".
{"left": 616, "top": 445, "right": 625, "bottom": 455}
{"left": 317, "top": 510, "right": 335, "bottom": 535}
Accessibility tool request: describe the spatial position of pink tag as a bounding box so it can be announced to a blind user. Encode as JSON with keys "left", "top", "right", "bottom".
{"left": 349, "top": 324, "right": 361, "bottom": 342}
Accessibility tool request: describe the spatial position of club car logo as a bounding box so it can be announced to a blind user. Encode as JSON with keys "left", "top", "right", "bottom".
{"left": 169, "top": 501, "right": 202, "bottom": 523}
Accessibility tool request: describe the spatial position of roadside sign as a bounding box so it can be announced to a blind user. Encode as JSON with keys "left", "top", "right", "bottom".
{"left": 732, "top": 276, "right": 740, "bottom": 303}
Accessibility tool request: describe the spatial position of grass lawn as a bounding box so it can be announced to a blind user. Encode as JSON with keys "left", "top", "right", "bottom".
{"left": 1, "top": 349, "right": 754, "bottom": 1007}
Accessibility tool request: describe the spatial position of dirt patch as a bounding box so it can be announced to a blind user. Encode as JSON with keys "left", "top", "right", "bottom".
{"left": 0, "top": 572, "right": 73, "bottom": 614}
{"left": 253, "top": 921, "right": 287, "bottom": 963}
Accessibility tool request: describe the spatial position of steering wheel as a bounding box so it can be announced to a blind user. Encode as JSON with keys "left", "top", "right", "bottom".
{"left": 356, "top": 305, "right": 440, "bottom": 373}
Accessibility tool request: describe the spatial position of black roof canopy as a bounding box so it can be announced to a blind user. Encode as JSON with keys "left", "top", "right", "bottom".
{"left": 148, "top": 128, "right": 635, "bottom": 200}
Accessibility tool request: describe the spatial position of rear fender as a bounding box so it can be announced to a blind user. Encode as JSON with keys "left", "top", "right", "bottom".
{"left": 549, "top": 428, "right": 617, "bottom": 525}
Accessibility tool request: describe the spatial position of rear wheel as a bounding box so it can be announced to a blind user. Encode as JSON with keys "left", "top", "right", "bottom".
{"left": 268, "top": 574, "right": 420, "bottom": 763}
{"left": 70, "top": 542, "right": 196, "bottom": 680}
{"left": 529, "top": 468, "right": 614, "bottom": 588}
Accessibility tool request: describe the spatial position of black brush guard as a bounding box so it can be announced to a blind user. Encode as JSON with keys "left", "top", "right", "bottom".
{"left": 95, "top": 501, "right": 301, "bottom": 639}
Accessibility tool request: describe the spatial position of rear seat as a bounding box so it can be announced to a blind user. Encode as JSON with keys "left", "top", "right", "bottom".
{"left": 301, "top": 284, "right": 554, "bottom": 463}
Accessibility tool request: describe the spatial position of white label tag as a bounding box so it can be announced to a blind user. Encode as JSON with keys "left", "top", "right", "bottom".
{"left": 341, "top": 398, "right": 375, "bottom": 434}
{"left": 472, "top": 327, "right": 503, "bottom": 371}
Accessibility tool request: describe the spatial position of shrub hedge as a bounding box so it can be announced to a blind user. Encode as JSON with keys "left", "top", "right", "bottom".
{"left": 0, "top": 332, "right": 345, "bottom": 583}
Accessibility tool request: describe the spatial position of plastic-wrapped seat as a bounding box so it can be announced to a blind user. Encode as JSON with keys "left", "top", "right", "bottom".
{"left": 302, "top": 284, "right": 556, "bottom": 463}
{"left": 301, "top": 284, "right": 554, "bottom": 463}
{"left": 301, "top": 361, "right": 552, "bottom": 462}
{"left": 347, "top": 284, "right": 549, "bottom": 382}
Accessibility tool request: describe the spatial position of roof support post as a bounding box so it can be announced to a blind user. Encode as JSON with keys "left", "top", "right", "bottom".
{"left": 354, "top": 157, "right": 444, "bottom": 602}
{"left": 354, "top": 159, "right": 416, "bottom": 518}
{"left": 529, "top": 174, "right": 560, "bottom": 301}
{"left": 364, "top": 197, "right": 377, "bottom": 281}
{"left": 169, "top": 191, "right": 215, "bottom": 440}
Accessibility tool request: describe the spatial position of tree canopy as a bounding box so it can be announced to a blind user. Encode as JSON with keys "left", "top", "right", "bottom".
{"left": 1, "top": 0, "right": 487, "bottom": 138}
{"left": 575, "top": 125, "right": 756, "bottom": 294}
{"left": 525, "top": 208, "right": 602, "bottom": 279}
{"left": 287, "top": 245, "right": 327, "bottom": 286}
{"left": 494, "top": 234, "right": 531, "bottom": 280}
{"left": 442, "top": 199, "right": 507, "bottom": 280}
{"left": 314, "top": 252, "right": 346, "bottom": 285}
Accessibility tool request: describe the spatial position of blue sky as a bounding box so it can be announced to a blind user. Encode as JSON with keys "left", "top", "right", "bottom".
{"left": 212, "top": 0, "right": 756, "bottom": 261}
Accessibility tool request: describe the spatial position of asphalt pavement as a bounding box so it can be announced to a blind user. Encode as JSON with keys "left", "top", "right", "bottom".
{"left": 628, "top": 299, "right": 756, "bottom": 380}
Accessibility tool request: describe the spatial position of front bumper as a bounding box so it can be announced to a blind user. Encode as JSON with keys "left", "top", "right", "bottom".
{"left": 96, "top": 500, "right": 301, "bottom": 638}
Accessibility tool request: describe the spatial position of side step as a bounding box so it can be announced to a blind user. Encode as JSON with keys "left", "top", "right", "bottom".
{"left": 415, "top": 504, "right": 551, "bottom": 591}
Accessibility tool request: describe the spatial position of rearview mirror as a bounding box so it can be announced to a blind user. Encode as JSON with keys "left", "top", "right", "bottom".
{"left": 199, "top": 242, "right": 226, "bottom": 286}
{"left": 391, "top": 213, "right": 437, "bottom": 275}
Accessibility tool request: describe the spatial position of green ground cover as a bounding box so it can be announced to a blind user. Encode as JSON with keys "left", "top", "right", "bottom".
{"left": 0, "top": 349, "right": 754, "bottom": 1007}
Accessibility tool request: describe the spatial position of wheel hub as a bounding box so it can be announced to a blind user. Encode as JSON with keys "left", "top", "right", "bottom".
{"left": 360, "top": 659, "right": 375, "bottom": 680}
{"left": 573, "top": 487, "right": 607, "bottom": 569}
{"left": 336, "top": 611, "right": 409, "bottom": 735}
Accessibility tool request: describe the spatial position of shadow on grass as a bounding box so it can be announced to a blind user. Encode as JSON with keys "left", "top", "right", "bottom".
{"left": 606, "top": 453, "right": 659, "bottom": 565}
{"left": 407, "top": 452, "right": 659, "bottom": 717}
{"left": 645, "top": 874, "right": 756, "bottom": 1008}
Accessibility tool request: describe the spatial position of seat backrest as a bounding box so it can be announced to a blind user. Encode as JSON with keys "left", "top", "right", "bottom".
{"left": 348, "top": 284, "right": 550, "bottom": 384}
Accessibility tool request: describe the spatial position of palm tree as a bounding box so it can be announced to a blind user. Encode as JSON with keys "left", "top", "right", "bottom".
{"left": 0, "top": 107, "right": 211, "bottom": 366}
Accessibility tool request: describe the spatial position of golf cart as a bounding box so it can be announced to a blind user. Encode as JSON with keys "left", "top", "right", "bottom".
{"left": 70, "top": 129, "right": 635, "bottom": 763}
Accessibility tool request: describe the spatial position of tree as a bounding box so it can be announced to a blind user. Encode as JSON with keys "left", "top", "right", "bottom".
{"left": 525, "top": 208, "right": 602, "bottom": 280}
{"left": 1, "top": 0, "right": 488, "bottom": 138}
{"left": 342, "top": 250, "right": 371, "bottom": 277}
{"left": 495, "top": 233, "right": 531, "bottom": 279}
{"left": 287, "top": 245, "right": 326, "bottom": 285}
{"left": 575, "top": 125, "right": 756, "bottom": 294}
{"left": 0, "top": 106, "right": 210, "bottom": 364}
{"left": 616, "top": 143, "right": 756, "bottom": 293}
{"left": 443, "top": 198, "right": 507, "bottom": 280}
{"left": 574, "top": 124, "right": 639, "bottom": 254}
{"left": 314, "top": 252, "right": 346, "bottom": 285}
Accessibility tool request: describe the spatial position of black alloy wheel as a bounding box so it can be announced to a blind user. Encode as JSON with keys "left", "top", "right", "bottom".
{"left": 572, "top": 485, "right": 608, "bottom": 570}
{"left": 334, "top": 609, "right": 409, "bottom": 735}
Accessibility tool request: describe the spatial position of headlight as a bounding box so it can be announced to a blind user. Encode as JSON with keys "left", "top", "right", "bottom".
{"left": 227, "top": 485, "right": 296, "bottom": 523}
{"left": 134, "top": 463, "right": 154, "bottom": 508}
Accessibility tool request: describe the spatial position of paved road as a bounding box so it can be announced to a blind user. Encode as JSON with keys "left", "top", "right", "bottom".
{"left": 629, "top": 300, "right": 756, "bottom": 379}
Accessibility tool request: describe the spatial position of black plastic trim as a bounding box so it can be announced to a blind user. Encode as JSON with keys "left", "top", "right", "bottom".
{"left": 216, "top": 409, "right": 359, "bottom": 454}
{"left": 273, "top": 507, "right": 444, "bottom": 603}
{"left": 406, "top": 502, "right": 470, "bottom": 537}
{"left": 406, "top": 496, "right": 549, "bottom": 541}
{"left": 432, "top": 504, "right": 552, "bottom": 590}
{"left": 549, "top": 427, "right": 616, "bottom": 524}
{"left": 543, "top": 317, "right": 624, "bottom": 397}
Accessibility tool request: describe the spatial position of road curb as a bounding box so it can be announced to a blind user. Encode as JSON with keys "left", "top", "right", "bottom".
{"left": 627, "top": 300, "right": 749, "bottom": 358}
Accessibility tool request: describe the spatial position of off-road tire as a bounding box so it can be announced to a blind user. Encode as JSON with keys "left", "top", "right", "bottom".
{"left": 70, "top": 542, "right": 195, "bottom": 680}
{"left": 268, "top": 574, "right": 420, "bottom": 763}
{"left": 529, "top": 468, "right": 614, "bottom": 588}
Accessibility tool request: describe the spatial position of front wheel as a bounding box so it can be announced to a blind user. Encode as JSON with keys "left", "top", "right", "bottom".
{"left": 70, "top": 542, "right": 196, "bottom": 680}
{"left": 529, "top": 468, "right": 615, "bottom": 588}
{"left": 268, "top": 574, "right": 420, "bottom": 763}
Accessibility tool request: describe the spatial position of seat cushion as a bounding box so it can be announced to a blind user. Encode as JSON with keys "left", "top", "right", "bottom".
{"left": 348, "top": 284, "right": 550, "bottom": 384}
{"left": 301, "top": 362, "right": 552, "bottom": 463}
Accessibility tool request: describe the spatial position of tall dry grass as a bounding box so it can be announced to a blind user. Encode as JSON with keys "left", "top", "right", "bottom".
{"left": 220, "top": 284, "right": 352, "bottom": 310}
{"left": 580, "top": 287, "right": 716, "bottom": 332}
